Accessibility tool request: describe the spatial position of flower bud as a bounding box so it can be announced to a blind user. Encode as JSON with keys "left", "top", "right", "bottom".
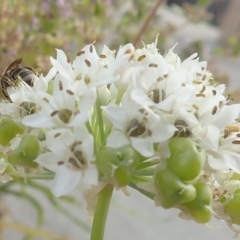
{"left": 224, "top": 192, "right": 240, "bottom": 225}
{"left": 114, "top": 166, "right": 132, "bottom": 187}
{"left": 7, "top": 135, "right": 40, "bottom": 168}
{"left": 98, "top": 86, "right": 110, "bottom": 106}
{"left": 0, "top": 117, "right": 24, "bottom": 146}
{"left": 155, "top": 169, "right": 196, "bottom": 209}
{"left": 96, "top": 145, "right": 140, "bottom": 187}
{"left": 230, "top": 172, "right": 240, "bottom": 180}
{"left": 181, "top": 182, "right": 212, "bottom": 223}
{"left": 167, "top": 137, "right": 205, "bottom": 181}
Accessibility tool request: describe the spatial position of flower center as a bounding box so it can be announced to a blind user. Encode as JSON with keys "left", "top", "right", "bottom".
{"left": 19, "top": 101, "right": 36, "bottom": 116}
{"left": 57, "top": 108, "right": 73, "bottom": 124}
{"left": 127, "top": 119, "right": 147, "bottom": 137}
{"left": 148, "top": 89, "right": 166, "bottom": 104}
{"left": 68, "top": 141, "right": 86, "bottom": 169}
{"left": 174, "top": 120, "right": 192, "bottom": 137}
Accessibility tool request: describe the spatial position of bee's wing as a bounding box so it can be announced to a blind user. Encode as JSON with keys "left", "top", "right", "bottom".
{"left": 3, "top": 58, "right": 23, "bottom": 74}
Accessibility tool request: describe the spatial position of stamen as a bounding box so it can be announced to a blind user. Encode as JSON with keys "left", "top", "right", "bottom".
{"left": 149, "top": 63, "right": 158, "bottom": 68}
{"left": 54, "top": 133, "right": 61, "bottom": 138}
{"left": 124, "top": 49, "right": 132, "bottom": 54}
{"left": 199, "top": 85, "right": 206, "bottom": 94}
{"left": 85, "top": 59, "right": 91, "bottom": 67}
{"left": 51, "top": 110, "right": 58, "bottom": 117}
{"left": 196, "top": 93, "right": 205, "bottom": 97}
{"left": 212, "top": 106, "right": 217, "bottom": 115}
{"left": 137, "top": 55, "right": 146, "bottom": 61}
{"left": 90, "top": 45, "right": 93, "bottom": 53}
{"left": 66, "top": 89, "right": 74, "bottom": 95}
{"left": 77, "top": 51, "right": 85, "bottom": 56}
{"left": 225, "top": 125, "right": 240, "bottom": 133}
{"left": 59, "top": 80, "right": 63, "bottom": 91}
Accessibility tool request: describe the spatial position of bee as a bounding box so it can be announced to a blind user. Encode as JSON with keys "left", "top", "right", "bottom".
{"left": 1, "top": 58, "right": 39, "bottom": 102}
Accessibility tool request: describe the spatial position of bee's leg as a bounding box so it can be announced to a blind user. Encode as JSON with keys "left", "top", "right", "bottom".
{"left": 4, "top": 76, "right": 17, "bottom": 88}
{"left": 16, "top": 76, "right": 23, "bottom": 87}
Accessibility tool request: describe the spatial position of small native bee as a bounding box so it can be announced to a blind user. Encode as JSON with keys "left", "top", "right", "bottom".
{"left": 1, "top": 58, "right": 39, "bottom": 102}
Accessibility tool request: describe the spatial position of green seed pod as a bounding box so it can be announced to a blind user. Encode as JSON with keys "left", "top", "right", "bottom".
{"left": 167, "top": 137, "right": 205, "bottom": 181}
{"left": 0, "top": 117, "right": 24, "bottom": 146}
{"left": 114, "top": 166, "right": 132, "bottom": 187}
{"left": 230, "top": 172, "right": 240, "bottom": 181}
{"left": 155, "top": 169, "right": 196, "bottom": 209}
{"left": 224, "top": 193, "right": 240, "bottom": 225}
{"left": 95, "top": 148, "right": 119, "bottom": 175}
{"left": 8, "top": 135, "right": 40, "bottom": 168}
{"left": 96, "top": 145, "right": 140, "bottom": 186}
{"left": 182, "top": 182, "right": 212, "bottom": 223}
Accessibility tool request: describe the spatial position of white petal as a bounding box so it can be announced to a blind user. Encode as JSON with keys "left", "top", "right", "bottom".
{"left": 207, "top": 154, "right": 227, "bottom": 170}
{"left": 131, "top": 89, "right": 155, "bottom": 106}
{"left": 107, "top": 131, "right": 130, "bottom": 148}
{"left": 34, "top": 75, "right": 48, "bottom": 92}
{"left": 23, "top": 113, "right": 54, "bottom": 128}
{"left": 35, "top": 152, "right": 59, "bottom": 172}
{"left": 151, "top": 124, "right": 176, "bottom": 142}
{"left": 199, "top": 125, "right": 220, "bottom": 151}
{"left": 130, "top": 137, "right": 153, "bottom": 157}
{"left": 51, "top": 166, "right": 81, "bottom": 197}
{"left": 102, "top": 105, "right": 128, "bottom": 131}
{"left": 212, "top": 104, "right": 240, "bottom": 128}
{"left": 73, "top": 126, "right": 94, "bottom": 163}
{"left": 46, "top": 129, "right": 74, "bottom": 155}
{"left": 221, "top": 150, "right": 240, "bottom": 173}
{"left": 44, "top": 67, "right": 57, "bottom": 83}
{"left": 92, "top": 76, "right": 119, "bottom": 87}
{"left": 50, "top": 56, "right": 72, "bottom": 82}
{"left": 81, "top": 165, "right": 98, "bottom": 185}
{"left": 69, "top": 110, "right": 90, "bottom": 126}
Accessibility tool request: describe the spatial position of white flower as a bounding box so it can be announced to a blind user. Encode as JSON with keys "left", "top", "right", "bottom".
{"left": 22, "top": 76, "right": 95, "bottom": 128}
{"left": 103, "top": 91, "right": 176, "bottom": 157}
{"left": 50, "top": 44, "right": 130, "bottom": 95}
{"left": 35, "top": 126, "right": 98, "bottom": 197}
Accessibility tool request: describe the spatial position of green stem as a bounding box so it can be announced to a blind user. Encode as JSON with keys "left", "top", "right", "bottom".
{"left": 90, "top": 184, "right": 114, "bottom": 240}
{"left": 129, "top": 182, "right": 154, "bottom": 200}
{"left": 26, "top": 173, "right": 55, "bottom": 180}
{"left": 96, "top": 93, "right": 105, "bottom": 145}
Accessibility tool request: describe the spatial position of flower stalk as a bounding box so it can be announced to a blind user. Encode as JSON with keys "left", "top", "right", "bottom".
{"left": 90, "top": 184, "right": 114, "bottom": 240}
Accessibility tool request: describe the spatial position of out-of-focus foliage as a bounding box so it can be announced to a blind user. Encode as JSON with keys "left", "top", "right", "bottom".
{"left": 0, "top": 0, "right": 217, "bottom": 74}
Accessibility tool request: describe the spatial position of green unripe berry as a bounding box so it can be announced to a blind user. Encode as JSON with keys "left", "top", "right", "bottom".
{"left": 182, "top": 182, "right": 212, "bottom": 223}
{"left": 167, "top": 137, "right": 205, "bottom": 181}
{"left": 230, "top": 172, "right": 240, "bottom": 181}
{"left": 96, "top": 146, "right": 140, "bottom": 186}
{"left": 155, "top": 169, "right": 196, "bottom": 209}
{"left": 0, "top": 117, "right": 24, "bottom": 146}
{"left": 224, "top": 193, "right": 240, "bottom": 225}
{"left": 96, "top": 148, "right": 119, "bottom": 175}
{"left": 8, "top": 135, "right": 40, "bottom": 168}
{"left": 114, "top": 166, "right": 132, "bottom": 187}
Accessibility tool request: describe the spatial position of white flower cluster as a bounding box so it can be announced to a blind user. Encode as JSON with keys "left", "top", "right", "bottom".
{"left": 1, "top": 37, "right": 240, "bottom": 233}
